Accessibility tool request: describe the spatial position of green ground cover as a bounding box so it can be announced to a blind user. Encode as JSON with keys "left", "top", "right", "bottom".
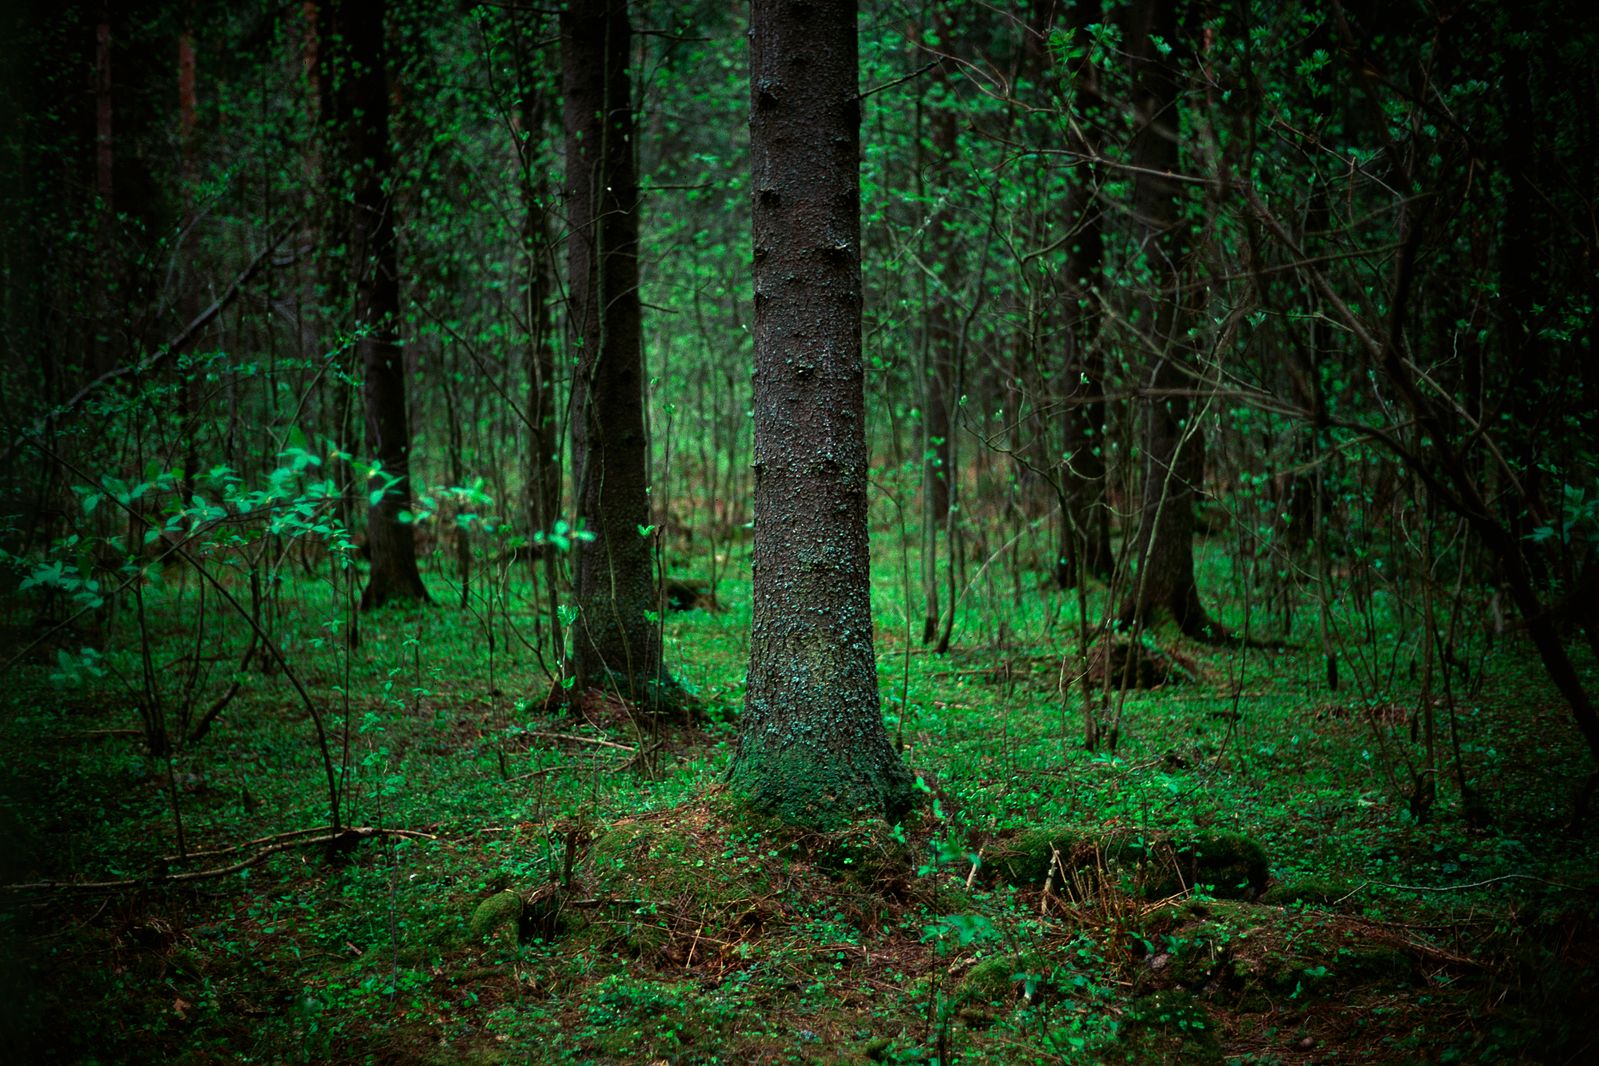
{"left": 1, "top": 532, "right": 1594, "bottom": 1064}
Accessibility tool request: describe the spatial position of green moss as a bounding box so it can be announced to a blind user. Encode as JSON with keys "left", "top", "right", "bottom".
{"left": 986, "top": 825, "right": 1268, "bottom": 900}
{"left": 1261, "top": 877, "right": 1356, "bottom": 907}
{"left": 1333, "top": 943, "right": 1416, "bottom": 984}
{"left": 1162, "top": 832, "right": 1270, "bottom": 899}
{"left": 563, "top": 812, "right": 803, "bottom": 959}
{"left": 1119, "top": 989, "right": 1222, "bottom": 1063}
{"left": 468, "top": 891, "right": 524, "bottom": 940}
{"left": 986, "top": 826, "right": 1089, "bottom": 885}
{"left": 859, "top": 1036, "right": 898, "bottom": 1061}
{"left": 957, "top": 951, "right": 1050, "bottom": 1006}
{"left": 728, "top": 729, "right": 914, "bottom": 829}
{"left": 585, "top": 821, "right": 761, "bottom": 907}
{"left": 815, "top": 820, "right": 912, "bottom": 888}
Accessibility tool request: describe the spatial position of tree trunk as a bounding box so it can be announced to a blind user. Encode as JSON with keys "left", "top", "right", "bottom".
{"left": 176, "top": 18, "right": 200, "bottom": 492}
{"left": 511, "top": 11, "right": 564, "bottom": 666}
{"left": 1056, "top": 0, "right": 1112, "bottom": 589}
{"left": 330, "top": 0, "right": 429, "bottom": 610}
{"left": 92, "top": 2, "right": 115, "bottom": 377}
{"left": 562, "top": 1, "right": 661, "bottom": 702}
{"left": 1116, "top": 0, "right": 1220, "bottom": 639}
{"left": 729, "top": 0, "right": 915, "bottom": 827}
{"left": 918, "top": 11, "right": 957, "bottom": 647}
{"left": 514, "top": 14, "right": 561, "bottom": 558}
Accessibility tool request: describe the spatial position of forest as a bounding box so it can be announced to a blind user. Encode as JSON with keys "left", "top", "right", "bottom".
{"left": 0, "top": 0, "right": 1596, "bottom": 1061}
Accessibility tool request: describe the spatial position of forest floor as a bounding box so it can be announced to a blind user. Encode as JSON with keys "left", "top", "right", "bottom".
{"left": 1, "top": 540, "right": 1596, "bottom": 1064}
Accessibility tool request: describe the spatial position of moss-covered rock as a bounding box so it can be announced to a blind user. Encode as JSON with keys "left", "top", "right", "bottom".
{"left": 563, "top": 806, "right": 813, "bottom": 962}
{"left": 985, "top": 826, "right": 1089, "bottom": 886}
{"left": 956, "top": 951, "right": 1051, "bottom": 1007}
{"left": 985, "top": 825, "right": 1268, "bottom": 900}
{"left": 1117, "top": 989, "right": 1222, "bottom": 1064}
{"left": 1159, "top": 832, "right": 1270, "bottom": 899}
{"left": 1260, "top": 876, "right": 1356, "bottom": 908}
{"left": 468, "top": 890, "right": 524, "bottom": 941}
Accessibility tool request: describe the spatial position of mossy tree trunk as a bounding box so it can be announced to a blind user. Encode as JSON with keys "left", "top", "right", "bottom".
{"left": 562, "top": 1, "right": 662, "bottom": 703}
{"left": 729, "top": 0, "right": 914, "bottom": 827}
{"left": 328, "top": 0, "right": 430, "bottom": 611}
{"left": 1116, "top": 0, "right": 1220, "bottom": 639}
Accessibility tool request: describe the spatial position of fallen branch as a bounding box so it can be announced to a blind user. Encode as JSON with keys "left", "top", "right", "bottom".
{"left": 2, "top": 825, "right": 437, "bottom": 892}
{"left": 160, "top": 824, "right": 353, "bottom": 864}
{"left": 527, "top": 730, "right": 636, "bottom": 752}
{"left": 1335, "top": 872, "right": 1585, "bottom": 905}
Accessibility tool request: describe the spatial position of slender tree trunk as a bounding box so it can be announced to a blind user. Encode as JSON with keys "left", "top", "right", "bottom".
{"left": 729, "top": 0, "right": 914, "bottom": 827}
{"left": 1116, "top": 0, "right": 1219, "bottom": 639}
{"left": 562, "top": 1, "right": 661, "bottom": 702}
{"left": 918, "top": 11, "right": 957, "bottom": 647}
{"left": 176, "top": 17, "right": 200, "bottom": 492}
{"left": 1056, "top": 0, "right": 1112, "bottom": 589}
{"left": 328, "top": 0, "right": 429, "bottom": 610}
{"left": 92, "top": 2, "right": 115, "bottom": 377}
{"left": 513, "top": 14, "right": 561, "bottom": 580}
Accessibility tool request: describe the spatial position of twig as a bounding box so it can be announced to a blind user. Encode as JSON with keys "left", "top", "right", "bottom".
{"left": 3, "top": 826, "right": 436, "bottom": 892}
{"left": 506, "top": 765, "right": 569, "bottom": 782}
{"left": 859, "top": 60, "right": 938, "bottom": 100}
{"left": 526, "top": 730, "right": 635, "bottom": 752}
{"left": 1336, "top": 872, "right": 1586, "bottom": 905}
{"left": 158, "top": 823, "right": 424, "bottom": 864}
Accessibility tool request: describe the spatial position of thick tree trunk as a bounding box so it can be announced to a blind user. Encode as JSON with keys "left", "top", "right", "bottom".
{"left": 729, "top": 0, "right": 914, "bottom": 827}
{"left": 331, "top": 0, "right": 429, "bottom": 610}
{"left": 1116, "top": 0, "right": 1220, "bottom": 639}
{"left": 1056, "top": 0, "right": 1112, "bottom": 589}
{"left": 562, "top": 1, "right": 661, "bottom": 702}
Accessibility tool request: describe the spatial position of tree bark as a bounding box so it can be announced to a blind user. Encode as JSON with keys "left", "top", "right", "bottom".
{"left": 515, "top": 28, "right": 560, "bottom": 568}
{"left": 562, "top": 1, "right": 661, "bottom": 702}
{"left": 92, "top": 2, "right": 115, "bottom": 377}
{"left": 1056, "top": 0, "right": 1112, "bottom": 589}
{"left": 511, "top": 10, "right": 564, "bottom": 667}
{"left": 327, "top": 0, "right": 430, "bottom": 610}
{"left": 918, "top": 10, "right": 957, "bottom": 648}
{"left": 1116, "top": 0, "right": 1220, "bottom": 639}
{"left": 729, "top": 0, "right": 914, "bottom": 827}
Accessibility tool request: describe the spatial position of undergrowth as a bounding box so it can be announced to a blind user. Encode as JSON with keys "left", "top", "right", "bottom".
{"left": 0, "top": 534, "right": 1596, "bottom": 1064}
